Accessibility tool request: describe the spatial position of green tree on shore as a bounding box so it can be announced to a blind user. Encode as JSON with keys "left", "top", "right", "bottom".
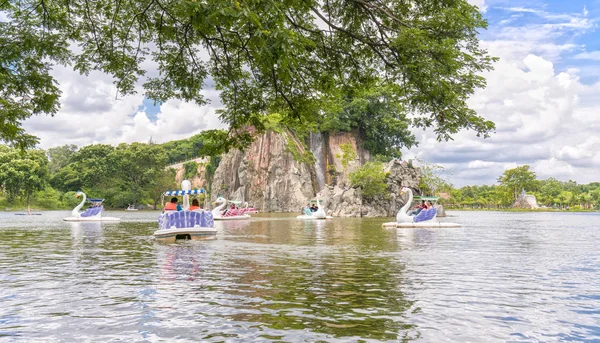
{"left": 110, "top": 143, "right": 168, "bottom": 206}
{"left": 47, "top": 145, "right": 78, "bottom": 173}
{"left": 0, "top": 147, "right": 49, "bottom": 206}
{"left": 497, "top": 165, "right": 538, "bottom": 201}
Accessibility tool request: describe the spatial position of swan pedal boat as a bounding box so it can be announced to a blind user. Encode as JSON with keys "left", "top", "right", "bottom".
{"left": 155, "top": 183, "right": 216, "bottom": 241}
{"left": 383, "top": 187, "right": 460, "bottom": 228}
{"left": 212, "top": 197, "right": 251, "bottom": 221}
{"left": 63, "top": 192, "right": 120, "bottom": 222}
{"left": 296, "top": 192, "right": 333, "bottom": 220}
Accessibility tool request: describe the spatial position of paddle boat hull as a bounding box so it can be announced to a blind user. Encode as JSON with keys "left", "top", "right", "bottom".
{"left": 153, "top": 227, "right": 217, "bottom": 241}
{"left": 382, "top": 221, "right": 461, "bottom": 228}
{"left": 296, "top": 205, "right": 332, "bottom": 220}
{"left": 63, "top": 216, "right": 120, "bottom": 222}
{"left": 155, "top": 209, "right": 216, "bottom": 241}
{"left": 296, "top": 215, "right": 333, "bottom": 220}
{"left": 214, "top": 214, "right": 251, "bottom": 220}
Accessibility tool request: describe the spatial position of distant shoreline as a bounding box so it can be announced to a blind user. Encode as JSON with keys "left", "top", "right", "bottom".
{"left": 446, "top": 208, "right": 598, "bottom": 213}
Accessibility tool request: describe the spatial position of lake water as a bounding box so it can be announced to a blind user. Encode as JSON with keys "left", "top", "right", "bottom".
{"left": 0, "top": 211, "right": 598, "bottom": 342}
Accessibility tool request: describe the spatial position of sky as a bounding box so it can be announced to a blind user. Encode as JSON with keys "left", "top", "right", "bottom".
{"left": 21, "top": 0, "right": 600, "bottom": 187}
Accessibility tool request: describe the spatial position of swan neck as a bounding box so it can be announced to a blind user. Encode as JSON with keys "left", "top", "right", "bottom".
{"left": 399, "top": 189, "right": 413, "bottom": 214}
{"left": 212, "top": 199, "right": 227, "bottom": 215}
{"left": 72, "top": 192, "right": 86, "bottom": 217}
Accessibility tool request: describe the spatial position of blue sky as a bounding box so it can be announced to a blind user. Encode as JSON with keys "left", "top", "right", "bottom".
{"left": 22, "top": 0, "right": 600, "bottom": 187}
{"left": 481, "top": 0, "right": 599, "bottom": 83}
{"left": 401, "top": 0, "right": 600, "bottom": 186}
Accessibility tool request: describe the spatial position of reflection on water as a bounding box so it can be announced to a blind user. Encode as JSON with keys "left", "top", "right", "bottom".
{"left": 0, "top": 211, "right": 599, "bottom": 342}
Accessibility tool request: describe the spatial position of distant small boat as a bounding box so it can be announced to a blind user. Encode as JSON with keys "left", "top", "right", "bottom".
{"left": 126, "top": 204, "right": 139, "bottom": 211}
{"left": 15, "top": 207, "right": 42, "bottom": 215}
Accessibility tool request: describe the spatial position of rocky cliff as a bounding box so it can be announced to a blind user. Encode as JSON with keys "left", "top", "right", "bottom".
{"left": 183, "top": 130, "right": 421, "bottom": 217}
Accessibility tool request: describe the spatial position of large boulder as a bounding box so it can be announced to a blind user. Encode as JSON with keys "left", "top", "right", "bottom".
{"left": 512, "top": 189, "right": 539, "bottom": 209}
{"left": 323, "top": 159, "right": 422, "bottom": 217}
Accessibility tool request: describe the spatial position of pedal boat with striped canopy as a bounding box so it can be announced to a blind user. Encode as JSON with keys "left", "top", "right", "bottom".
{"left": 154, "top": 181, "right": 216, "bottom": 241}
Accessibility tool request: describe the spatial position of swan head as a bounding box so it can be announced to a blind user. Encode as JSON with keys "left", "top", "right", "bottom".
{"left": 213, "top": 196, "right": 227, "bottom": 205}
{"left": 75, "top": 191, "right": 84, "bottom": 198}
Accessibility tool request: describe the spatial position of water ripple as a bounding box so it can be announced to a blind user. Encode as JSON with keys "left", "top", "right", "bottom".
{"left": 0, "top": 211, "right": 598, "bottom": 342}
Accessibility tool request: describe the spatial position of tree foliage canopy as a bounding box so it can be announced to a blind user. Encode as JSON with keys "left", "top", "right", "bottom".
{"left": 445, "top": 175, "right": 600, "bottom": 210}
{"left": 1, "top": 0, "right": 495, "bottom": 149}
{"left": 0, "top": 146, "right": 49, "bottom": 203}
{"left": 497, "top": 165, "right": 538, "bottom": 200}
{"left": 349, "top": 161, "right": 388, "bottom": 200}
{"left": 321, "top": 85, "right": 417, "bottom": 158}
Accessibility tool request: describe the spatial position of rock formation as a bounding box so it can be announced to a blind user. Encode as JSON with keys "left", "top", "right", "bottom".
{"left": 318, "top": 159, "right": 421, "bottom": 217}
{"left": 512, "top": 189, "right": 539, "bottom": 209}
{"left": 174, "top": 157, "right": 209, "bottom": 188}
{"left": 179, "top": 130, "right": 422, "bottom": 217}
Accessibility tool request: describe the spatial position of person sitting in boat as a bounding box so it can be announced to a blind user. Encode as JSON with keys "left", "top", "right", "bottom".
{"left": 409, "top": 201, "right": 426, "bottom": 216}
{"left": 164, "top": 197, "right": 182, "bottom": 212}
{"left": 310, "top": 204, "right": 318, "bottom": 212}
{"left": 189, "top": 199, "right": 201, "bottom": 211}
{"left": 408, "top": 203, "right": 420, "bottom": 216}
{"left": 426, "top": 201, "right": 433, "bottom": 209}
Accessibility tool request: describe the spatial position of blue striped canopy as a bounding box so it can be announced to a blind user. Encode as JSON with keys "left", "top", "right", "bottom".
{"left": 163, "top": 189, "right": 205, "bottom": 196}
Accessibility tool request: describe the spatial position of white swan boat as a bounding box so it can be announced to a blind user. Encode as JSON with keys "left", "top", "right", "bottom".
{"left": 63, "top": 192, "right": 120, "bottom": 222}
{"left": 297, "top": 193, "right": 333, "bottom": 220}
{"left": 212, "top": 197, "right": 251, "bottom": 220}
{"left": 154, "top": 181, "right": 216, "bottom": 240}
{"left": 126, "top": 204, "right": 139, "bottom": 211}
{"left": 382, "top": 187, "right": 460, "bottom": 228}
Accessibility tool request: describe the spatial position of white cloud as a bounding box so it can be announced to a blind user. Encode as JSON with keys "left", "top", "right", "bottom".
{"left": 119, "top": 99, "right": 225, "bottom": 144}
{"left": 402, "top": 4, "right": 600, "bottom": 187}
{"left": 574, "top": 51, "right": 600, "bottom": 60}
{"left": 23, "top": 65, "right": 226, "bottom": 149}
{"left": 467, "top": 0, "right": 487, "bottom": 12}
